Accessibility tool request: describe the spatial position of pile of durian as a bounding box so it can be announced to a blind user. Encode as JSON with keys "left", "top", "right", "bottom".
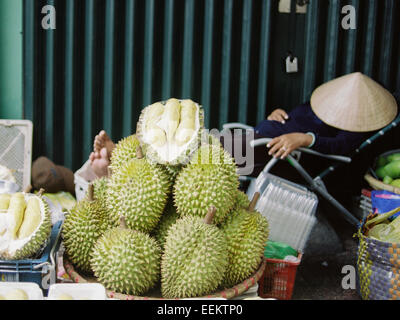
{"left": 0, "top": 191, "right": 52, "bottom": 260}
{"left": 62, "top": 98, "right": 269, "bottom": 299}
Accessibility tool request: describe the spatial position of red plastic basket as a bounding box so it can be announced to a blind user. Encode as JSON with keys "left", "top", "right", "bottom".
{"left": 258, "top": 253, "right": 302, "bottom": 300}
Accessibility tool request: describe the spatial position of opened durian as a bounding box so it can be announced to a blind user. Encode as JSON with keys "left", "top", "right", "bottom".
{"left": 161, "top": 207, "right": 229, "bottom": 299}
{"left": 62, "top": 185, "right": 111, "bottom": 273}
{"left": 137, "top": 98, "right": 204, "bottom": 166}
{"left": 107, "top": 148, "right": 171, "bottom": 233}
{"left": 109, "top": 134, "right": 141, "bottom": 173}
{"left": 0, "top": 191, "right": 51, "bottom": 260}
{"left": 220, "top": 193, "right": 269, "bottom": 288}
{"left": 173, "top": 144, "right": 239, "bottom": 225}
{"left": 91, "top": 217, "right": 161, "bottom": 296}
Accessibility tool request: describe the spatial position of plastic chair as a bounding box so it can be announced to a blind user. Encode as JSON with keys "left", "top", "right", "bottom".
{"left": 222, "top": 113, "right": 400, "bottom": 227}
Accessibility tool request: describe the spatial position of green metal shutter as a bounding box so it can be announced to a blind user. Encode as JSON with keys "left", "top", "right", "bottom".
{"left": 23, "top": 0, "right": 400, "bottom": 171}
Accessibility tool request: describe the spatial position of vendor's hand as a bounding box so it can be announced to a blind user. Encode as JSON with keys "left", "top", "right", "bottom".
{"left": 267, "top": 133, "right": 313, "bottom": 159}
{"left": 268, "top": 109, "right": 289, "bottom": 124}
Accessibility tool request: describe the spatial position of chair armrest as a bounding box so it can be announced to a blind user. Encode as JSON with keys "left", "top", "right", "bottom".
{"left": 222, "top": 123, "right": 254, "bottom": 131}
{"left": 250, "top": 138, "right": 352, "bottom": 163}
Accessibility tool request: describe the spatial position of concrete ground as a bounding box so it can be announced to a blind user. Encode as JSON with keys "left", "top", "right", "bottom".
{"left": 290, "top": 199, "right": 364, "bottom": 300}
{"left": 292, "top": 237, "right": 361, "bottom": 300}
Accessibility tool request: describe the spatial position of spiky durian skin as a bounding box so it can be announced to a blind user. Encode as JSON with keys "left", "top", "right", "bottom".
{"left": 91, "top": 228, "right": 161, "bottom": 296}
{"left": 220, "top": 208, "right": 269, "bottom": 288}
{"left": 152, "top": 201, "right": 180, "bottom": 251}
{"left": 161, "top": 216, "right": 229, "bottom": 299}
{"left": 173, "top": 145, "right": 239, "bottom": 225}
{"left": 62, "top": 200, "right": 109, "bottom": 273}
{"left": 91, "top": 177, "right": 119, "bottom": 230}
{"left": 234, "top": 190, "right": 250, "bottom": 210}
{"left": 158, "top": 164, "right": 183, "bottom": 186}
{"left": 107, "top": 158, "right": 171, "bottom": 233}
{"left": 11, "top": 196, "right": 52, "bottom": 260}
{"left": 109, "top": 134, "right": 141, "bottom": 172}
{"left": 137, "top": 101, "right": 205, "bottom": 166}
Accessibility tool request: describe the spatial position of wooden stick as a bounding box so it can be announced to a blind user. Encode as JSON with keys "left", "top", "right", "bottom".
{"left": 87, "top": 183, "right": 94, "bottom": 201}
{"left": 248, "top": 192, "right": 260, "bottom": 212}
{"left": 204, "top": 206, "right": 217, "bottom": 225}
{"left": 37, "top": 188, "right": 45, "bottom": 196}
{"left": 136, "top": 146, "right": 144, "bottom": 159}
{"left": 107, "top": 166, "right": 112, "bottom": 177}
{"left": 120, "top": 216, "right": 128, "bottom": 229}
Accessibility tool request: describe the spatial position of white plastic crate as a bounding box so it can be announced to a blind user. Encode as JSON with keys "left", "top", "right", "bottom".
{"left": 0, "top": 120, "right": 33, "bottom": 192}
{"left": 0, "top": 282, "right": 43, "bottom": 300}
{"left": 47, "top": 283, "right": 107, "bottom": 300}
{"left": 248, "top": 173, "right": 318, "bottom": 253}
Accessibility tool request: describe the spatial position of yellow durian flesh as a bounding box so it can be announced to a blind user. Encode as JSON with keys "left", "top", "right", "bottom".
{"left": 163, "top": 98, "right": 181, "bottom": 141}
{"left": 18, "top": 197, "right": 41, "bottom": 240}
{"left": 4, "top": 289, "right": 29, "bottom": 300}
{"left": 146, "top": 103, "right": 167, "bottom": 147}
{"left": 175, "top": 100, "right": 197, "bottom": 146}
{"left": 6, "top": 193, "right": 26, "bottom": 240}
{"left": 0, "top": 194, "right": 11, "bottom": 212}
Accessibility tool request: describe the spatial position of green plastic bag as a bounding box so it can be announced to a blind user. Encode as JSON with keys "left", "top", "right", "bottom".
{"left": 264, "top": 241, "right": 298, "bottom": 260}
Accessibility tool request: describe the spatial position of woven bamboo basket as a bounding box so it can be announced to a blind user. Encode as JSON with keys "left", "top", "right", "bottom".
{"left": 63, "top": 255, "right": 266, "bottom": 300}
{"left": 356, "top": 211, "right": 400, "bottom": 300}
{"left": 364, "top": 174, "right": 400, "bottom": 195}
{"left": 365, "top": 149, "right": 400, "bottom": 195}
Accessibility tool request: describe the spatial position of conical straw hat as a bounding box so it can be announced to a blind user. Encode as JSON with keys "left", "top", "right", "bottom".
{"left": 310, "top": 72, "right": 398, "bottom": 132}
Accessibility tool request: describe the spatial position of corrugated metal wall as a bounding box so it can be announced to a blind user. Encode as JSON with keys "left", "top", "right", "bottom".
{"left": 23, "top": 0, "right": 400, "bottom": 171}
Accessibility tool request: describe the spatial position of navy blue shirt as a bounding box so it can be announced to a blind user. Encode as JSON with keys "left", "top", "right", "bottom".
{"left": 254, "top": 103, "right": 371, "bottom": 156}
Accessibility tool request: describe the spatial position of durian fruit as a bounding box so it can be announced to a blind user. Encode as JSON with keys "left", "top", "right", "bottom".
{"left": 137, "top": 98, "right": 204, "bottom": 166}
{"left": 62, "top": 185, "right": 111, "bottom": 273}
{"left": 220, "top": 193, "right": 269, "bottom": 288}
{"left": 107, "top": 148, "right": 171, "bottom": 233}
{"left": 91, "top": 177, "right": 119, "bottom": 230}
{"left": 161, "top": 207, "right": 229, "bottom": 299}
{"left": 4, "top": 289, "right": 29, "bottom": 300}
{"left": 109, "top": 134, "right": 141, "bottom": 173}
{"left": 0, "top": 191, "right": 52, "bottom": 260}
{"left": 152, "top": 200, "right": 180, "bottom": 251}
{"left": 91, "top": 217, "right": 161, "bottom": 296}
{"left": 159, "top": 164, "right": 183, "bottom": 186}
{"left": 233, "top": 190, "right": 251, "bottom": 210}
{"left": 173, "top": 144, "right": 239, "bottom": 225}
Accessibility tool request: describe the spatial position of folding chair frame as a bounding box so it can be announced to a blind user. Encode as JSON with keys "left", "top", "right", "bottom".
{"left": 223, "top": 113, "right": 400, "bottom": 228}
